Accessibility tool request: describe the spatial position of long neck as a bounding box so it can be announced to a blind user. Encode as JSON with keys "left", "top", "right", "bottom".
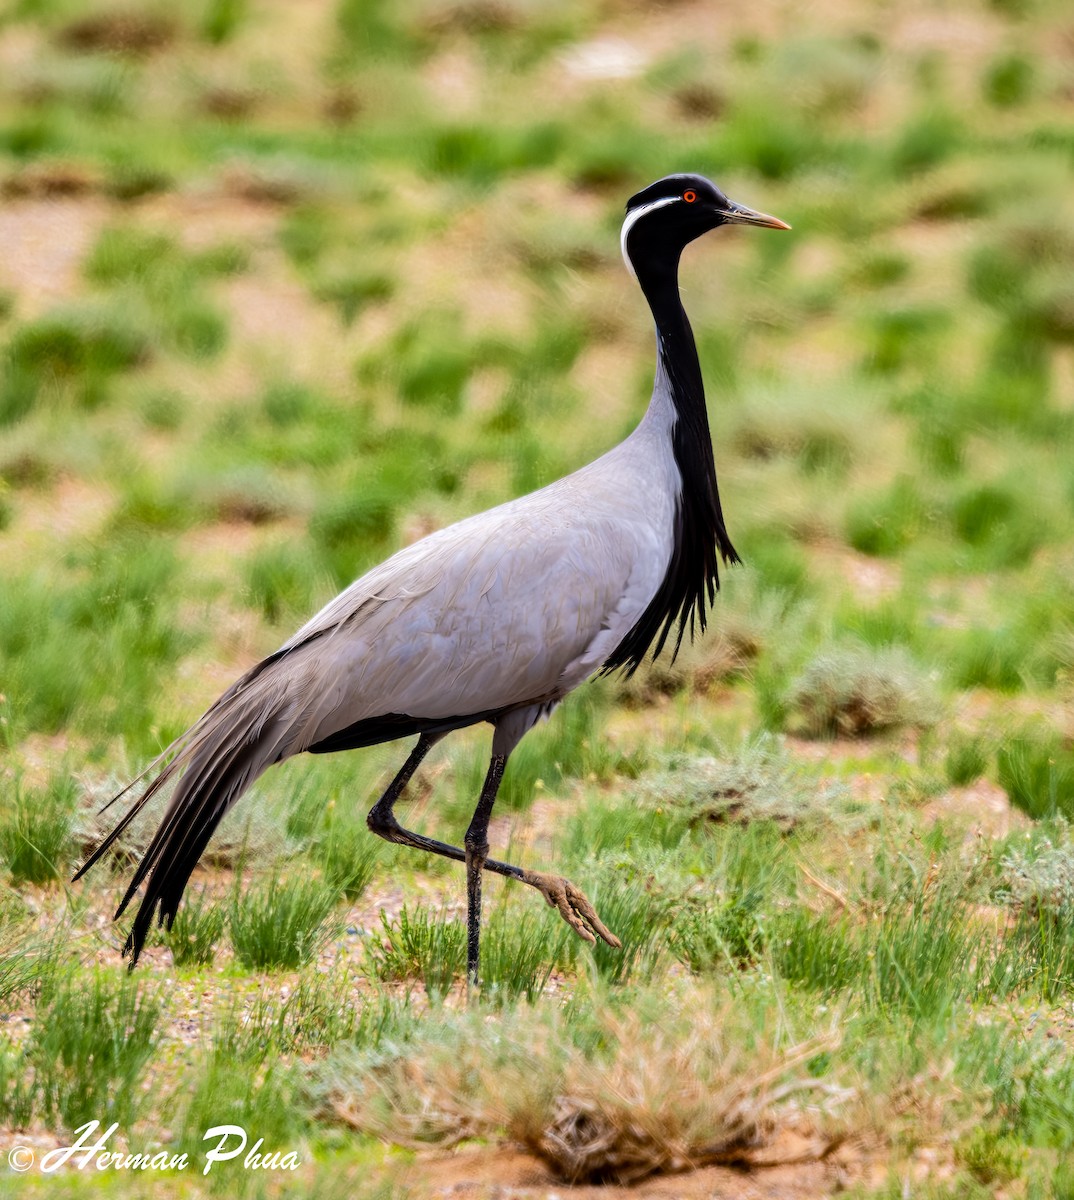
{"left": 643, "top": 263, "right": 710, "bottom": 435}
{"left": 601, "top": 247, "right": 739, "bottom": 677}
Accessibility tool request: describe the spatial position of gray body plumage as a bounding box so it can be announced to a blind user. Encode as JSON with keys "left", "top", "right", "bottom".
{"left": 280, "top": 383, "right": 679, "bottom": 751}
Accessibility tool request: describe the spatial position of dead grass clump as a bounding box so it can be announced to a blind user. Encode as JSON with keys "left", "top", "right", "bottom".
{"left": 616, "top": 621, "right": 763, "bottom": 706}
{"left": 1001, "top": 830, "right": 1074, "bottom": 916}
{"left": 784, "top": 644, "right": 940, "bottom": 738}
{"left": 637, "top": 735, "right": 863, "bottom": 833}
{"left": 516, "top": 1017, "right": 836, "bottom": 1183}
{"left": 320, "top": 991, "right": 844, "bottom": 1185}
{"left": 57, "top": 10, "right": 177, "bottom": 56}
{"left": 2, "top": 162, "right": 100, "bottom": 199}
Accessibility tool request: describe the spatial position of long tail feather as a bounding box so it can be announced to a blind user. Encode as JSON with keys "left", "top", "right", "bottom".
{"left": 75, "top": 655, "right": 306, "bottom": 967}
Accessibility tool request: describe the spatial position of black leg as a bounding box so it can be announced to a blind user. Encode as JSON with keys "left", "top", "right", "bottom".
{"left": 367, "top": 736, "right": 523, "bottom": 881}
{"left": 365, "top": 736, "right": 621, "bottom": 980}
{"left": 463, "top": 754, "right": 506, "bottom": 987}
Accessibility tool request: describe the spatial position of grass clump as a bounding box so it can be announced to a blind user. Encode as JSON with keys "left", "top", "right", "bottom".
{"left": 319, "top": 987, "right": 838, "bottom": 1184}
{"left": 316, "top": 817, "right": 380, "bottom": 902}
{"left": 944, "top": 733, "right": 991, "bottom": 786}
{"left": 244, "top": 540, "right": 323, "bottom": 623}
{"left": 636, "top": 735, "right": 862, "bottom": 832}
{"left": 673, "top": 891, "right": 766, "bottom": 973}
{"left": 164, "top": 886, "right": 225, "bottom": 967}
{"left": 949, "top": 481, "right": 1043, "bottom": 568}
{"left": 477, "top": 903, "right": 564, "bottom": 1004}
{"left": 0, "top": 772, "right": 77, "bottom": 885}
{"left": 1, "top": 302, "right": 151, "bottom": 425}
{"left": 366, "top": 905, "right": 466, "bottom": 1000}
{"left": 575, "top": 866, "right": 670, "bottom": 985}
{"left": 845, "top": 476, "right": 931, "bottom": 557}
{"left": 773, "top": 887, "right": 979, "bottom": 1018}
{"left": 782, "top": 644, "right": 940, "bottom": 738}
{"left": 27, "top": 970, "right": 163, "bottom": 1129}
{"left": 997, "top": 733, "right": 1074, "bottom": 820}
{"left": 229, "top": 873, "right": 341, "bottom": 970}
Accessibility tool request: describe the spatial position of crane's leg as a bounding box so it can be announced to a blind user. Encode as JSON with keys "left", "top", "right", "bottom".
{"left": 366, "top": 735, "right": 620, "bottom": 985}
{"left": 463, "top": 754, "right": 506, "bottom": 985}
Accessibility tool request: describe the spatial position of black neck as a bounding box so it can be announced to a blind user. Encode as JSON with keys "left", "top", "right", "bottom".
{"left": 601, "top": 242, "right": 739, "bottom": 677}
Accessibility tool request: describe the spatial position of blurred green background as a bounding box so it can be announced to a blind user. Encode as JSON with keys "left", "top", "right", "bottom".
{"left": 2, "top": 0, "right": 1073, "bottom": 782}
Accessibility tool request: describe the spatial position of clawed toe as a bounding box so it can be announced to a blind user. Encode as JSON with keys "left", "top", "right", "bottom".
{"left": 521, "top": 869, "right": 621, "bottom": 949}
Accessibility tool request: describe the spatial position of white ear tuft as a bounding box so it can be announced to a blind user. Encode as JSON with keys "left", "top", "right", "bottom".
{"left": 619, "top": 196, "right": 681, "bottom": 279}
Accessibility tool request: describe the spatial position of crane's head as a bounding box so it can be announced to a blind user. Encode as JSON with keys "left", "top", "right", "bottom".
{"left": 621, "top": 173, "right": 790, "bottom": 282}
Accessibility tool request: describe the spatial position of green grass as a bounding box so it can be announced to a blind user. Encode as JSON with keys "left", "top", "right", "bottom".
{"left": 228, "top": 873, "right": 341, "bottom": 970}
{"left": 0, "top": 772, "right": 77, "bottom": 885}
{"left": 997, "top": 732, "right": 1074, "bottom": 821}
{"left": 164, "top": 885, "right": 225, "bottom": 967}
{"left": 21, "top": 969, "right": 163, "bottom": 1130}
{"left": 366, "top": 905, "right": 467, "bottom": 1000}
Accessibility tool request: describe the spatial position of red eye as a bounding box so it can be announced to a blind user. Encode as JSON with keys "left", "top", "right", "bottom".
{"left": 683, "top": 190, "right": 697, "bottom": 203}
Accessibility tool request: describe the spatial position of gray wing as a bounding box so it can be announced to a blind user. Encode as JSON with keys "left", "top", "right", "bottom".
{"left": 273, "top": 482, "right": 670, "bottom": 751}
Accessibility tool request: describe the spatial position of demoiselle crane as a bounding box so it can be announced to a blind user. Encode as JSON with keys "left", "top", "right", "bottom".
{"left": 76, "top": 174, "right": 789, "bottom": 984}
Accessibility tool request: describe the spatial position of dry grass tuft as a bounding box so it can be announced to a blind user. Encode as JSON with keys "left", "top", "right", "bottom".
{"left": 785, "top": 644, "right": 940, "bottom": 738}
{"left": 514, "top": 1013, "right": 839, "bottom": 1184}
{"left": 637, "top": 735, "right": 864, "bottom": 833}
{"left": 57, "top": 10, "right": 177, "bottom": 56}
{"left": 320, "top": 989, "right": 845, "bottom": 1185}
{"left": 2, "top": 162, "right": 100, "bottom": 199}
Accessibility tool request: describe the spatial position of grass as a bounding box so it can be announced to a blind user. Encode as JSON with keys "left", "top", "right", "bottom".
{"left": 20, "top": 969, "right": 163, "bottom": 1130}
{"left": 366, "top": 905, "right": 467, "bottom": 1000}
{"left": 228, "top": 873, "right": 341, "bottom": 971}
{"left": 164, "top": 885, "right": 225, "bottom": 966}
{"left": 2, "top": 0, "right": 1074, "bottom": 1193}
{"left": 0, "top": 771, "right": 77, "bottom": 885}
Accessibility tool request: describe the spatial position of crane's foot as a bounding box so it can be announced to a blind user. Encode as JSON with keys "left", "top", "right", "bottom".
{"left": 520, "top": 869, "right": 621, "bottom": 949}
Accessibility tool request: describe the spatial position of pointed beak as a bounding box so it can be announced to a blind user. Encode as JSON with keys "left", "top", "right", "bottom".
{"left": 719, "top": 202, "right": 791, "bottom": 231}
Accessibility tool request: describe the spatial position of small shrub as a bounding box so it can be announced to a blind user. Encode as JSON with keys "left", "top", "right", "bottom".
{"left": 637, "top": 735, "right": 862, "bottom": 832}
{"left": 200, "top": 465, "right": 292, "bottom": 525}
{"left": 1001, "top": 835, "right": 1074, "bottom": 917}
{"left": 229, "top": 874, "right": 341, "bottom": 970}
{"left": 0, "top": 773, "right": 77, "bottom": 885}
{"left": 164, "top": 887, "right": 225, "bottom": 967}
{"left": 783, "top": 645, "right": 940, "bottom": 738}
{"left": 320, "top": 991, "right": 837, "bottom": 1184}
